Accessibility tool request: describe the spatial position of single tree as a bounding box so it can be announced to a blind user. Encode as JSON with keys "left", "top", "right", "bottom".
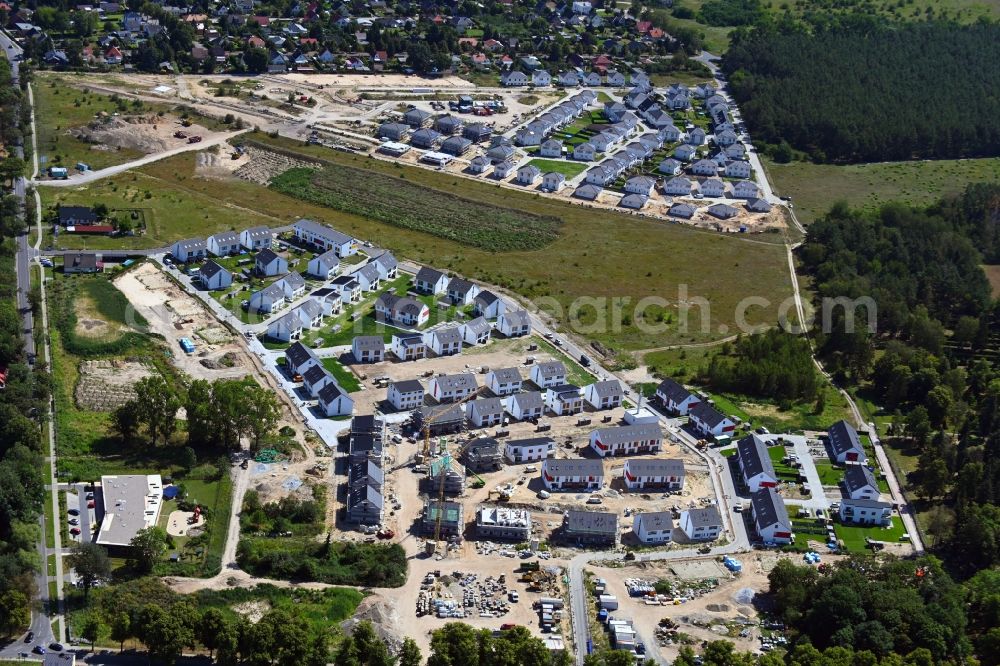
{"left": 129, "top": 526, "right": 168, "bottom": 573}
{"left": 80, "top": 614, "right": 109, "bottom": 652}
{"left": 66, "top": 541, "right": 111, "bottom": 597}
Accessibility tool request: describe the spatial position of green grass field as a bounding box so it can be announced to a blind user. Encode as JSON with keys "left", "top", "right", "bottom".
{"left": 526, "top": 158, "right": 588, "bottom": 179}
{"left": 271, "top": 164, "right": 562, "bottom": 252}
{"left": 232, "top": 134, "right": 795, "bottom": 351}
{"left": 38, "top": 170, "right": 279, "bottom": 250}
{"left": 764, "top": 157, "right": 1000, "bottom": 224}
{"left": 322, "top": 357, "right": 362, "bottom": 392}
{"left": 834, "top": 516, "right": 907, "bottom": 552}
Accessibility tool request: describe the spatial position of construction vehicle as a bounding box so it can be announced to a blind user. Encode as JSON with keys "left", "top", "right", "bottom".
{"left": 187, "top": 135, "right": 203, "bottom": 144}
{"left": 181, "top": 119, "right": 192, "bottom": 127}
{"left": 174, "top": 130, "right": 187, "bottom": 139}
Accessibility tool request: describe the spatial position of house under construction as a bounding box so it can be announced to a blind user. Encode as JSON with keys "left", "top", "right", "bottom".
{"left": 420, "top": 454, "right": 467, "bottom": 495}
{"left": 421, "top": 500, "right": 464, "bottom": 537}
{"left": 476, "top": 505, "right": 531, "bottom": 541}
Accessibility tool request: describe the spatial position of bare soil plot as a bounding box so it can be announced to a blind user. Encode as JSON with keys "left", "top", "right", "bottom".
{"left": 74, "top": 359, "right": 155, "bottom": 411}
{"left": 113, "top": 262, "right": 249, "bottom": 380}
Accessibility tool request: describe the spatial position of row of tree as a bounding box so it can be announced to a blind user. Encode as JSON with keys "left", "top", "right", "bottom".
{"left": 722, "top": 17, "right": 1000, "bottom": 163}
{"left": 0, "top": 56, "right": 48, "bottom": 638}
{"left": 113, "top": 376, "right": 281, "bottom": 450}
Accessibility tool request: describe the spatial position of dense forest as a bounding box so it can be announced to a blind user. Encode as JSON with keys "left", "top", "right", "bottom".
{"left": 721, "top": 19, "right": 1000, "bottom": 163}
{"left": 702, "top": 329, "right": 819, "bottom": 402}
{"left": 800, "top": 183, "right": 1000, "bottom": 573}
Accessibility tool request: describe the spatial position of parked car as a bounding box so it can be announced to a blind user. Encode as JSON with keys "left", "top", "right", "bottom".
{"left": 67, "top": 508, "right": 79, "bottom": 516}
{"left": 32, "top": 645, "right": 45, "bottom": 655}
{"left": 24, "top": 631, "right": 33, "bottom": 643}
{"left": 70, "top": 527, "right": 81, "bottom": 535}
{"left": 68, "top": 518, "right": 79, "bottom": 525}
{"left": 87, "top": 501, "right": 95, "bottom": 509}
{"left": 49, "top": 643, "right": 64, "bottom": 652}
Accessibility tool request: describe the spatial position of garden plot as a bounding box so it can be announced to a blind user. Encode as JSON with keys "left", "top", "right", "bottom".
{"left": 233, "top": 146, "right": 322, "bottom": 185}
{"left": 74, "top": 359, "right": 155, "bottom": 411}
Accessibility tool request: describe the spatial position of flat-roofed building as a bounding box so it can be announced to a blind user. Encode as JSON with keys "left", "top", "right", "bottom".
{"left": 96, "top": 474, "right": 163, "bottom": 550}
{"left": 476, "top": 505, "right": 531, "bottom": 540}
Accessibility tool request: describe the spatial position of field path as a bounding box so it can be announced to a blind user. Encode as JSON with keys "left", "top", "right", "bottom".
{"left": 33, "top": 129, "right": 249, "bottom": 187}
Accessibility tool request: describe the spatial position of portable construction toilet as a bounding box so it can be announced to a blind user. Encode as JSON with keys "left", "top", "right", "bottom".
{"left": 75, "top": 162, "right": 91, "bottom": 172}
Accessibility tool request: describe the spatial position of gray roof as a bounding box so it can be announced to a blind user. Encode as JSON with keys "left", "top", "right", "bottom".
{"left": 463, "top": 316, "right": 491, "bottom": 334}
{"left": 393, "top": 331, "right": 425, "bottom": 346}
{"left": 448, "top": 277, "right": 476, "bottom": 295}
{"left": 332, "top": 275, "right": 360, "bottom": 289}
{"left": 256, "top": 247, "right": 281, "bottom": 266}
{"left": 565, "top": 510, "right": 617, "bottom": 535}
{"left": 843, "top": 464, "right": 878, "bottom": 493}
{"left": 544, "top": 458, "right": 604, "bottom": 477}
{"left": 372, "top": 251, "right": 397, "bottom": 271}
{"left": 636, "top": 511, "right": 674, "bottom": 532}
{"left": 502, "top": 310, "right": 530, "bottom": 328}
{"left": 243, "top": 225, "right": 272, "bottom": 240}
{"left": 684, "top": 506, "right": 722, "bottom": 529}
{"left": 691, "top": 402, "right": 729, "bottom": 428}
{"left": 588, "top": 380, "right": 623, "bottom": 399}
{"left": 313, "top": 248, "right": 340, "bottom": 267}
{"left": 668, "top": 203, "right": 696, "bottom": 218}
{"left": 279, "top": 272, "right": 305, "bottom": 292}
{"left": 255, "top": 281, "right": 286, "bottom": 302}
{"left": 510, "top": 391, "right": 544, "bottom": 410}
{"left": 625, "top": 458, "right": 685, "bottom": 478}
{"left": 466, "top": 437, "right": 500, "bottom": 457}
{"left": 475, "top": 290, "right": 500, "bottom": 306}
{"left": 593, "top": 423, "right": 662, "bottom": 446}
{"left": 829, "top": 420, "right": 864, "bottom": 457}
{"left": 95, "top": 474, "right": 162, "bottom": 546}
{"left": 574, "top": 184, "right": 602, "bottom": 200}
{"left": 656, "top": 378, "right": 693, "bottom": 404}
{"left": 357, "top": 263, "right": 381, "bottom": 283}
{"left": 285, "top": 341, "right": 318, "bottom": 369}
{"left": 391, "top": 379, "right": 424, "bottom": 394}
{"left": 490, "top": 367, "right": 522, "bottom": 384}
{"left": 418, "top": 402, "right": 466, "bottom": 424}
{"left": 736, "top": 434, "right": 776, "bottom": 480}
{"left": 507, "top": 436, "right": 554, "bottom": 449}
{"left": 441, "top": 136, "right": 472, "bottom": 154}
{"left": 302, "top": 363, "right": 329, "bottom": 385}
{"left": 431, "top": 326, "right": 464, "bottom": 345}
{"left": 416, "top": 266, "right": 446, "bottom": 284}
{"left": 751, "top": 487, "right": 789, "bottom": 529}
{"left": 348, "top": 482, "right": 383, "bottom": 510}
{"left": 548, "top": 384, "right": 582, "bottom": 398}
{"left": 317, "top": 381, "right": 347, "bottom": 404}
{"left": 173, "top": 237, "right": 205, "bottom": 252}
{"left": 707, "top": 203, "right": 739, "bottom": 218}
{"left": 434, "top": 373, "right": 477, "bottom": 391}
{"left": 469, "top": 397, "right": 504, "bottom": 415}
{"left": 619, "top": 193, "right": 648, "bottom": 209}
{"left": 296, "top": 218, "right": 353, "bottom": 246}
{"left": 353, "top": 335, "right": 385, "bottom": 352}
{"left": 200, "top": 259, "right": 226, "bottom": 280}
{"left": 209, "top": 230, "right": 239, "bottom": 245}
{"left": 535, "top": 360, "right": 566, "bottom": 379}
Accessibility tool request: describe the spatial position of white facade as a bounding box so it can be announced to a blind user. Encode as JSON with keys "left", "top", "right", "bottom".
{"left": 633, "top": 511, "right": 673, "bottom": 544}
{"left": 504, "top": 438, "right": 555, "bottom": 463}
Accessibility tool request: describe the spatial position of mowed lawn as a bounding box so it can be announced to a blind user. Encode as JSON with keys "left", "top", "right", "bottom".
{"left": 763, "top": 156, "right": 1000, "bottom": 224}
{"left": 834, "top": 516, "right": 908, "bottom": 552}
{"left": 55, "top": 138, "right": 793, "bottom": 351}
{"left": 526, "top": 158, "right": 588, "bottom": 179}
